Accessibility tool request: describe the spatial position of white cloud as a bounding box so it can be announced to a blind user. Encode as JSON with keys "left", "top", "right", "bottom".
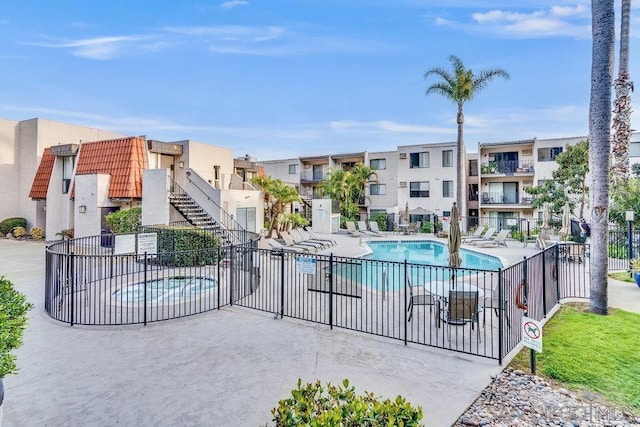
{"left": 220, "top": 0, "right": 249, "bottom": 10}
{"left": 24, "top": 35, "right": 157, "bottom": 60}
{"left": 330, "top": 119, "right": 451, "bottom": 134}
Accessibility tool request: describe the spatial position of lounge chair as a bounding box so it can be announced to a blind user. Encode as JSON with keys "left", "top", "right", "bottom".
{"left": 300, "top": 227, "right": 336, "bottom": 247}
{"left": 357, "top": 220, "right": 376, "bottom": 236}
{"left": 289, "top": 228, "right": 328, "bottom": 250}
{"left": 461, "top": 227, "right": 484, "bottom": 242}
{"left": 280, "top": 231, "right": 317, "bottom": 252}
{"left": 265, "top": 238, "right": 305, "bottom": 253}
{"left": 463, "top": 227, "right": 496, "bottom": 244}
{"left": 472, "top": 229, "right": 510, "bottom": 247}
{"left": 368, "top": 221, "right": 385, "bottom": 235}
{"left": 345, "top": 221, "right": 362, "bottom": 237}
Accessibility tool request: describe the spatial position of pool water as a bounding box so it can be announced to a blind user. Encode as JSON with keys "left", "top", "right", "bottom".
{"left": 329, "top": 240, "right": 503, "bottom": 291}
{"left": 112, "top": 276, "right": 217, "bottom": 303}
{"left": 365, "top": 240, "right": 503, "bottom": 270}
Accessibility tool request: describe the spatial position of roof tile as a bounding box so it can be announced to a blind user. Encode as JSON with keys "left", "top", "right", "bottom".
{"left": 29, "top": 148, "right": 55, "bottom": 199}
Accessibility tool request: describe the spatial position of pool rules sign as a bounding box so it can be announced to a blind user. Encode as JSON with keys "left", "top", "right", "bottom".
{"left": 522, "top": 316, "right": 543, "bottom": 352}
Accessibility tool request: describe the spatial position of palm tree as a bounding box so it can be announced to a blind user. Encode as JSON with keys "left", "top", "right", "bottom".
{"left": 589, "top": 0, "right": 615, "bottom": 315}
{"left": 317, "top": 164, "right": 377, "bottom": 223}
{"left": 611, "top": 0, "right": 633, "bottom": 184}
{"left": 424, "top": 55, "right": 509, "bottom": 210}
{"left": 252, "top": 175, "right": 301, "bottom": 237}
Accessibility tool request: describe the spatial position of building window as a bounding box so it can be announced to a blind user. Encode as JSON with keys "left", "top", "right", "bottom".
{"left": 410, "top": 181, "right": 430, "bottom": 197}
{"left": 288, "top": 164, "right": 298, "bottom": 174}
{"left": 468, "top": 159, "right": 478, "bottom": 176}
{"left": 62, "top": 156, "right": 74, "bottom": 194}
{"left": 443, "top": 180, "right": 454, "bottom": 197}
{"left": 443, "top": 150, "right": 453, "bottom": 167}
{"left": 370, "top": 183, "right": 386, "bottom": 195}
{"left": 538, "top": 147, "right": 563, "bottom": 161}
{"left": 410, "top": 152, "right": 429, "bottom": 168}
{"left": 370, "top": 158, "right": 386, "bottom": 170}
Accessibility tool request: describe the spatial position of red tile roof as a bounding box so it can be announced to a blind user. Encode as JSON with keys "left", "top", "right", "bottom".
{"left": 29, "top": 148, "right": 55, "bottom": 199}
{"left": 73, "top": 137, "right": 148, "bottom": 199}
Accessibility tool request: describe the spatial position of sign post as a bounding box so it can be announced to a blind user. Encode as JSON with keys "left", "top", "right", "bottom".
{"left": 521, "top": 316, "right": 543, "bottom": 374}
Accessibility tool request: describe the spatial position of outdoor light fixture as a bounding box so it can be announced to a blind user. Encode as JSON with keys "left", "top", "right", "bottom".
{"left": 178, "top": 161, "right": 184, "bottom": 168}
{"left": 78, "top": 205, "right": 87, "bottom": 214}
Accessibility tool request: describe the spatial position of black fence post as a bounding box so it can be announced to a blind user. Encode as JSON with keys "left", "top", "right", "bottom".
{"left": 628, "top": 219, "right": 633, "bottom": 271}
{"left": 229, "top": 246, "right": 235, "bottom": 306}
{"left": 498, "top": 268, "right": 504, "bottom": 365}
{"left": 541, "top": 250, "right": 547, "bottom": 317}
{"left": 144, "top": 252, "right": 148, "bottom": 326}
{"left": 70, "top": 251, "right": 75, "bottom": 327}
{"left": 329, "top": 254, "right": 334, "bottom": 330}
{"left": 404, "top": 260, "right": 408, "bottom": 346}
{"left": 279, "top": 250, "right": 285, "bottom": 319}
{"left": 217, "top": 246, "right": 221, "bottom": 310}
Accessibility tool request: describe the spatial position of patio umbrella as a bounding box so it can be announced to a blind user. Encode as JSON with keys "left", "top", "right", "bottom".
{"left": 560, "top": 203, "right": 571, "bottom": 239}
{"left": 448, "top": 203, "right": 462, "bottom": 274}
{"left": 404, "top": 202, "right": 409, "bottom": 223}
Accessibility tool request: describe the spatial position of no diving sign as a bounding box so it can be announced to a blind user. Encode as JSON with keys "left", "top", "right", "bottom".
{"left": 522, "top": 316, "right": 543, "bottom": 353}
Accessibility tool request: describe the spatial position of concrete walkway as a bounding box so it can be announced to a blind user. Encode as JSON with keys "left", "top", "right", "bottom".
{"left": 1, "top": 236, "right": 638, "bottom": 427}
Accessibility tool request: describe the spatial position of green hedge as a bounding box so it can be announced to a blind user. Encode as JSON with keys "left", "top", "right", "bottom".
{"left": 271, "top": 379, "right": 423, "bottom": 426}
{"left": 105, "top": 207, "right": 141, "bottom": 233}
{"left": 0, "top": 217, "right": 27, "bottom": 236}
{"left": 149, "top": 226, "right": 223, "bottom": 267}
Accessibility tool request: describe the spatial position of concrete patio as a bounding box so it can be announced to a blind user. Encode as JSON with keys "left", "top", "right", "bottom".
{"left": 1, "top": 233, "right": 637, "bottom": 426}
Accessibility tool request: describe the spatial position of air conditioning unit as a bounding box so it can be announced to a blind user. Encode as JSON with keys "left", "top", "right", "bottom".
{"left": 522, "top": 149, "right": 533, "bottom": 156}
{"left": 399, "top": 181, "right": 407, "bottom": 188}
{"left": 399, "top": 153, "right": 407, "bottom": 159}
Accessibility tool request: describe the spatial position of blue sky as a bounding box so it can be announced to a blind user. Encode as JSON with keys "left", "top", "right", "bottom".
{"left": 1, "top": 1, "right": 638, "bottom": 160}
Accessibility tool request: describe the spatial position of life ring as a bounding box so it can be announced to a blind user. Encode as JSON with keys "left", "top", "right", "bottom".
{"left": 515, "top": 281, "right": 528, "bottom": 311}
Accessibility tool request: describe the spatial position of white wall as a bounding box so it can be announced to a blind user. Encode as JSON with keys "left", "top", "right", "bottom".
{"left": 312, "top": 199, "right": 333, "bottom": 234}
{"left": 75, "top": 174, "right": 114, "bottom": 238}
{"left": 367, "top": 151, "right": 397, "bottom": 212}
{"left": 259, "top": 158, "right": 300, "bottom": 186}
{"left": 142, "top": 169, "right": 171, "bottom": 226}
{"left": 221, "top": 189, "right": 264, "bottom": 233}
{"left": 180, "top": 140, "right": 234, "bottom": 189}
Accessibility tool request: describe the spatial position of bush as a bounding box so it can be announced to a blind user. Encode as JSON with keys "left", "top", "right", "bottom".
{"left": 30, "top": 227, "right": 45, "bottom": 241}
{"left": 0, "top": 276, "right": 32, "bottom": 377}
{"left": 12, "top": 226, "right": 26, "bottom": 238}
{"left": 370, "top": 212, "right": 388, "bottom": 232}
{"left": 105, "top": 207, "right": 142, "bottom": 233}
{"left": 271, "top": 379, "right": 424, "bottom": 426}
{"left": 148, "top": 226, "right": 223, "bottom": 267}
{"left": 56, "top": 229, "right": 74, "bottom": 240}
{"left": 421, "top": 221, "right": 434, "bottom": 233}
{"left": 0, "top": 217, "right": 27, "bottom": 236}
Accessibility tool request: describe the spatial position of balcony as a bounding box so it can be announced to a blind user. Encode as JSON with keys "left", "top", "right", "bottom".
{"left": 481, "top": 192, "right": 533, "bottom": 205}
{"left": 300, "top": 172, "right": 324, "bottom": 184}
{"left": 480, "top": 161, "right": 534, "bottom": 175}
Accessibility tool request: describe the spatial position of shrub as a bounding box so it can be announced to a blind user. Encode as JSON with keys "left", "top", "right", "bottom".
{"left": 12, "top": 226, "right": 26, "bottom": 238}
{"left": 0, "top": 217, "right": 27, "bottom": 236}
{"left": 0, "top": 276, "right": 32, "bottom": 377}
{"left": 421, "top": 221, "right": 434, "bottom": 233}
{"left": 30, "top": 227, "right": 45, "bottom": 241}
{"left": 271, "top": 379, "right": 424, "bottom": 426}
{"left": 370, "top": 212, "right": 388, "bottom": 232}
{"left": 149, "top": 226, "right": 223, "bottom": 267}
{"left": 105, "top": 207, "right": 142, "bottom": 233}
{"left": 56, "top": 229, "right": 74, "bottom": 240}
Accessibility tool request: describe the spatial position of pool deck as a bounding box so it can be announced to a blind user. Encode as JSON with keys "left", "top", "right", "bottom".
{"left": 1, "top": 234, "right": 638, "bottom": 427}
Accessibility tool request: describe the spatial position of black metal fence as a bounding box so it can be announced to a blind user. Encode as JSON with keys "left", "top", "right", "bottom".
{"left": 44, "top": 233, "right": 592, "bottom": 364}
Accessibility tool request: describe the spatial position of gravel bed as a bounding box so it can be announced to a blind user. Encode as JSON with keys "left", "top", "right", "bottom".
{"left": 453, "top": 368, "right": 640, "bottom": 427}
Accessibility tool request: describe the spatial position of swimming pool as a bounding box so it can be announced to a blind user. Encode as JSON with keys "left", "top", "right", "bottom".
{"left": 112, "top": 276, "right": 217, "bottom": 304}
{"left": 329, "top": 240, "right": 503, "bottom": 291}
{"left": 365, "top": 240, "right": 503, "bottom": 270}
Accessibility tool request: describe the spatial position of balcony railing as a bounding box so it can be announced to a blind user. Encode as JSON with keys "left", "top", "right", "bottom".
{"left": 300, "top": 172, "right": 324, "bottom": 182}
{"left": 481, "top": 161, "right": 534, "bottom": 175}
{"left": 481, "top": 192, "right": 533, "bottom": 205}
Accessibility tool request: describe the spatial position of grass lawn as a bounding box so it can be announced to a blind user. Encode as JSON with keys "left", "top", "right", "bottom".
{"left": 510, "top": 304, "right": 640, "bottom": 412}
{"left": 608, "top": 271, "right": 635, "bottom": 284}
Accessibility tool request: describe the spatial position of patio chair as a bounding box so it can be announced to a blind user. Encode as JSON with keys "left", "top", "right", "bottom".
{"left": 288, "top": 228, "right": 328, "bottom": 250}
{"left": 463, "top": 227, "right": 496, "bottom": 245}
{"left": 357, "top": 220, "right": 376, "bottom": 236}
{"left": 280, "top": 231, "right": 317, "bottom": 252}
{"left": 407, "top": 222, "right": 419, "bottom": 234}
{"left": 482, "top": 279, "right": 511, "bottom": 329}
{"left": 345, "top": 221, "right": 362, "bottom": 237}
{"left": 302, "top": 227, "right": 337, "bottom": 246}
{"left": 265, "top": 238, "right": 306, "bottom": 253}
{"left": 443, "top": 290, "right": 481, "bottom": 343}
{"left": 293, "top": 228, "right": 333, "bottom": 249}
{"left": 368, "top": 221, "right": 384, "bottom": 235}
{"left": 407, "top": 280, "right": 436, "bottom": 322}
{"left": 472, "top": 229, "right": 510, "bottom": 247}
{"left": 461, "top": 227, "right": 484, "bottom": 242}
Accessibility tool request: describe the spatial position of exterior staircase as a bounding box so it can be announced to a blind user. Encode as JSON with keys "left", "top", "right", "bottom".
{"left": 169, "top": 192, "right": 236, "bottom": 246}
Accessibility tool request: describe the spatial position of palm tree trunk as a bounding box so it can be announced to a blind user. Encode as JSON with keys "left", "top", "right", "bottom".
{"left": 456, "top": 104, "right": 464, "bottom": 211}
{"left": 589, "top": 0, "right": 615, "bottom": 315}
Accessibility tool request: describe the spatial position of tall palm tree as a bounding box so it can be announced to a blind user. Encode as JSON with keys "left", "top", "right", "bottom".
{"left": 611, "top": 0, "right": 633, "bottom": 184}
{"left": 589, "top": 0, "right": 615, "bottom": 315}
{"left": 424, "top": 55, "right": 509, "bottom": 210}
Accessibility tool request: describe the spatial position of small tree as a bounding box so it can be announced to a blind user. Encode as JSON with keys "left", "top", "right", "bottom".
{"left": 317, "top": 164, "right": 377, "bottom": 224}
{"left": 252, "top": 175, "right": 301, "bottom": 238}
{"left": 0, "top": 276, "right": 32, "bottom": 377}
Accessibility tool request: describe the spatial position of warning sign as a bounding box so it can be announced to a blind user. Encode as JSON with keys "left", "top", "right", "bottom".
{"left": 522, "top": 316, "right": 543, "bottom": 353}
{"left": 296, "top": 256, "right": 316, "bottom": 275}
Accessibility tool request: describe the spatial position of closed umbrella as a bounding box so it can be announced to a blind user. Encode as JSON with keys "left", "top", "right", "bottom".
{"left": 448, "top": 203, "right": 462, "bottom": 275}
{"left": 560, "top": 203, "right": 571, "bottom": 239}
{"left": 404, "top": 202, "right": 409, "bottom": 223}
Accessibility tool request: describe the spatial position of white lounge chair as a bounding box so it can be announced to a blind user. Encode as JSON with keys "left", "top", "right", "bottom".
{"left": 289, "top": 228, "right": 328, "bottom": 250}
{"left": 368, "top": 221, "right": 385, "bottom": 235}
{"left": 461, "top": 227, "right": 484, "bottom": 242}
{"left": 464, "top": 227, "right": 496, "bottom": 244}
{"left": 472, "top": 229, "right": 510, "bottom": 247}
{"left": 265, "top": 238, "right": 305, "bottom": 253}
{"left": 345, "top": 221, "right": 362, "bottom": 237}
{"left": 280, "top": 231, "right": 317, "bottom": 252}
{"left": 357, "top": 220, "right": 376, "bottom": 236}
{"left": 302, "top": 227, "right": 337, "bottom": 246}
